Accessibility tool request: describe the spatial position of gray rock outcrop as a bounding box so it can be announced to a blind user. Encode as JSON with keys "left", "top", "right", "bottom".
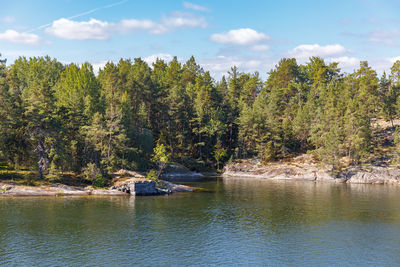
{"left": 161, "top": 164, "right": 204, "bottom": 181}
{"left": 111, "top": 179, "right": 166, "bottom": 196}
{"left": 223, "top": 155, "right": 400, "bottom": 185}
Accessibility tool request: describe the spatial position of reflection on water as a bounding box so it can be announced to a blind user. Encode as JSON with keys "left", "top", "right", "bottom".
{"left": 2, "top": 178, "right": 400, "bottom": 266}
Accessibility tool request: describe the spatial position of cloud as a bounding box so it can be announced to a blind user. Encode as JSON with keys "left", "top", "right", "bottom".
{"left": 200, "top": 55, "right": 274, "bottom": 79}
{"left": 25, "top": 0, "right": 128, "bottom": 34}
{"left": 160, "top": 12, "right": 207, "bottom": 32}
{"left": 45, "top": 13, "right": 207, "bottom": 40}
{"left": 367, "top": 29, "right": 400, "bottom": 46}
{"left": 0, "top": 30, "right": 43, "bottom": 45}
{"left": 91, "top": 60, "right": 108, "bottom": 74}
{"left": 143, "top": 53, "right": 174, "bottom": 65}
{"left": 45, "top": 18, "right": 111, "bottom": 40}
{"left": 389, "top": 56, "right": 400, "bottom": 63}
{"left": 365, "top": 57, "right": 400, "bottom": 75}
{"left": 117, "top": 19, "right": 162, "bottom": 34}
{"left": 251, "top": 44, "right": 269, "bottom": 52}
{"left": 326, "top": 56, "right": 360, "bottom": 69}
{"left": 344, "top": 28, "right": 400, "bottom": 46}
{"left": 120, "top": 12, "right": 207, "bottom": 34}
{"left": 210, "top": 28, "right": 270, "bottom": 45}
{"left": 287, "top": 44, "right": 349, "bottom": 59}
{"left": 183, "top": 2, "right": 209, "bottom": 12}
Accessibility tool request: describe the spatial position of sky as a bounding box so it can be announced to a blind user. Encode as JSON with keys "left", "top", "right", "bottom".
{"left": 2, "top": 0, "right": 400, "bottom": 78}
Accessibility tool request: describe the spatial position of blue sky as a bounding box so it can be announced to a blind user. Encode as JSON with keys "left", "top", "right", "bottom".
{"left": 2, "top": 0, "right": 400, "bottom": 78}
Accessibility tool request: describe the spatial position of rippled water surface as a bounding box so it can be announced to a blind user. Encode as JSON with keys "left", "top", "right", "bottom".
{"left": 2, "top": 178, "right": 400, "bottom": 266}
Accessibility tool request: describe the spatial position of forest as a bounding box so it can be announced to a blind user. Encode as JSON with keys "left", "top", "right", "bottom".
{"left": 1, "top": 53, "right": 400, "bottom": 184}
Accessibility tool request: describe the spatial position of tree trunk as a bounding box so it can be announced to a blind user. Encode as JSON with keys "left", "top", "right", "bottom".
{"left": 37, "top": 141, "right": 46, "bottom": 180}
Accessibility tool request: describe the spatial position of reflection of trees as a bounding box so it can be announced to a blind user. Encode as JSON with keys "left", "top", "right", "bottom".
{"left": 222, "top": 178, "right": 400, "bottom": 227}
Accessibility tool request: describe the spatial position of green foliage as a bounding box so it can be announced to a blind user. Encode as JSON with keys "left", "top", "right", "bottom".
{"left": 261, "top": 141, "right": 276, "bottom": 164}
{"left": 151, "top": 141, "right": 171, "bottom": 179}
{"left": 146, "top": 169, "right": 158, "bottom": 182}
{"left": 83, "top": 163, "right": 101, "bottom": 183}
{"left": 213, "top": 143, "right": 228, "bottom": 170}
{"left": 152, "top": 142, "right": 170, "bottom": 163}
{"left": 93, "top": 174, "right": 107, "bottom": 188}
{"left": 0, "top": 53, "right": 396, "bottom": 181}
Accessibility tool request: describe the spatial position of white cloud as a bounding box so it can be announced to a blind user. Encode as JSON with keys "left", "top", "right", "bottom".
{"left": 160, "top": 12, "right": 207, "bottom": 32}
{"left": 143, "top": 53, "right": 174, "bottom": 65}
{"left": 251, "top": 44, "right": 269, "bottom": 52}
{"left": 287, "top": 44, "right": 349, "bottom": 59}
{"left": 91, "top": 60, "right": 108, "bottom": 75}
{"left": 326, "top": 56, "right": 359, "bottom": 69}
{"left": 183, "top": 2, "right": 209, "bottom": 12}
{"left": 45, "top": 18, "right": 111, "bottom": 40}
{"left": 118, "top": 19, "right": 162, "bottom": 34}
{"left": 0, "top": 30, "right": 43, "bottom": 45}
{"left": 45, "top": 13, "right": 207, "bottom": 40}
{"left": 389, "top": 56, "right": 400, "bottom": 63}
{"left": 370, "top": 56, "right": 400, "bottom": 75}
{"left": 210, "top": 28, "right": 270, "bottom": 45}
{"left": 200, "top": 55, "right": 274, "bottom": 79}
{"left": 120, "top": 13, "right": 206, "bottom": 35}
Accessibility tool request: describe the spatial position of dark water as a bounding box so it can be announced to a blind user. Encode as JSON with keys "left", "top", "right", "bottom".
{"left": 2, "top": 178, "right": 400, "bottom": 266}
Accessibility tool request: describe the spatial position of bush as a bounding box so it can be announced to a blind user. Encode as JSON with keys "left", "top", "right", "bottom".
{"left": 83, "top": 163, "right": 101, "bottom": 184}
{"left": 146, "top": 169, "right": 158, "bottom": 182}
{"left": 93, "top": 174, "right": 107, "bottom": 188}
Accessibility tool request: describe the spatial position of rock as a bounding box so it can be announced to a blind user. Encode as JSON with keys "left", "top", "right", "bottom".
{"left": 111, "top": 176, "right": 197, "bottom": 195}
{"left": 114, "top": 169, "right": 145, "bottom": 178}
{"left": 111, "top": 178, "right": 166, "bottom": 196}
{"left": 162, "top": 181, "right": 196, "bottom": 193}
{"left": 161, "top": 164, "right": 204, "bottom": 181}
{"left": 0, "top": 182, "right": 129, "bottom": 197}
{"left": 344, "top": 167, "right": 400, "bottom": 184}
{"left": 223, "top": 156, "right": 400, "bottom": 185}
{"left": 223, "top": 156, "right": 338, "bottom": 182}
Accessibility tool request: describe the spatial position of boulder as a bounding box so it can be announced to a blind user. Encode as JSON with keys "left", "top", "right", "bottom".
{"left": 110, "top": 178, "right": 166, "bottom": 196}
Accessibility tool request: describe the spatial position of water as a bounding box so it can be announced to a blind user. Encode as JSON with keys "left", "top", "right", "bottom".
{"left": 2, "top": 178, "right": 400, "bottom": 266}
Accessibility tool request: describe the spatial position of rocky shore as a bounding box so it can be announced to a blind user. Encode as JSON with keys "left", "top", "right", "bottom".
{"left": 0, "top": 169, "right": 196, "bottom": 197}
{"left": 110, "top": 170, "right": 196, "bottom": 196}
{"left": 161, "top": 164, "right": 204, "bottom": 181}
{"left": 0, "top": 183, "right": 127, "bottom": 197}
{"left": 223, "top": 155, "right": 400, "bottom": 185}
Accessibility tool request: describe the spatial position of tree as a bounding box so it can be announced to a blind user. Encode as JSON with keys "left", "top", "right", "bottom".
{"left": 81, "top": 110, "right": 131, "bottom": 176}
{"left": 11, "top": 57, "right": 64, "bottom": 179}
{"left": 152, "top": 140, "right": 170, "bottom": 179}
{"left": 213, "top": 142, "right": 227, "bottom": 170}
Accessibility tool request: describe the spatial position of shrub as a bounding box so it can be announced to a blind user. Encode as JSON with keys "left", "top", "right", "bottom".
{"left": 146, "top": 169, "right": 158, "bottom": 182}
{"left": 83, "top": 163, "right": 101, "bottom": 184}
{"left": 93, "top": 174, "right": 107, "bottom": 188}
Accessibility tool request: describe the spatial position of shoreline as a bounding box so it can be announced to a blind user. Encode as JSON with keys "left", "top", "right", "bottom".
{"left": 0, "top": 167, "right": 202, "bottom": 197}
{"left": 0, "top": 178, "right": 196, "bottom": 197}
{"left": 223, "top": 155, "right": 400, "bottom": 185}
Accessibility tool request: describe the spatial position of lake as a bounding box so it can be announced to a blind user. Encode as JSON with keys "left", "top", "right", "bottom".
{"left": 2, "top": 177, "right": 400, "bottom": 266}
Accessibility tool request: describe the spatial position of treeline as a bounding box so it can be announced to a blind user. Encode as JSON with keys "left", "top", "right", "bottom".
{"left": 0, "top": 54, "right": 400, "bottom": 180}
